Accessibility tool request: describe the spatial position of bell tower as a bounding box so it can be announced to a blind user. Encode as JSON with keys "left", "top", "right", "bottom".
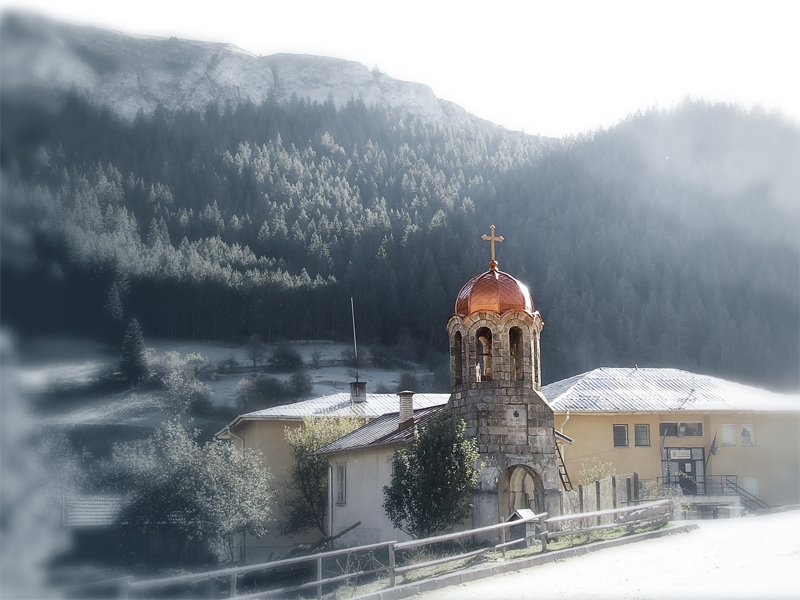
{"left": 446, "top": 226, "right": 560, "bottom": 526}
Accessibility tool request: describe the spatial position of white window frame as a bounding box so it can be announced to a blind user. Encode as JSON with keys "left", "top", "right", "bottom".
{"left": 613, "top": 424, "right": 629, "bottom": 447}
{"left": 634, "top": 424, "right": 651, "bottom": 447}
{"left": 720, "top": 424, "right": 736, "bottom": 446}
{"left": 740, "top": 424, "right": 756, "bottom": 446}
{"left": 660, "top": 421, "right": 704, "bottom": 437}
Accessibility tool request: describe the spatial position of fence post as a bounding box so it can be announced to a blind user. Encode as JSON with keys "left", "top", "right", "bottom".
{"left": 578, "top": 484, "right": 584, "bottom": 513}
{"left": 535, "top": 514, "right": 545, "bottom": 552}
{"left": 611, "top": 476, "right": 617, "bottom": 509}
{"left": 500, "top": 523, "right": 507, "bottom": 560}
{"left": 316, "top": 556, "right": 323, "bottom": 599}
{"left": 596, "top": 480, "right": 602, "bottom": 525}
{"left": 626, "top": 477, "right": 633, "bottom": 505}
{"left": 633, "top": 473, "right": 640, "bottom": 505}
{"left": 229, "top": 573, "right": 237, "bottom": 597}
{"left": 388, "top": 543, "right": 396, "bottom": 588}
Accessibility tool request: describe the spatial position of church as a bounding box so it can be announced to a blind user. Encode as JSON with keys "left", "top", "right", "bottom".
{"left": 218, "top": 225, "right": 800, "bottom": 558}
{"left": 316, "top": 226, "right": 568, "bottom": 545}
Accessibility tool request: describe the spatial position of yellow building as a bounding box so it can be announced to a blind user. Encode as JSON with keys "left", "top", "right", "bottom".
{"left": 545, "top": 367, "right": 800, "bottom": 509}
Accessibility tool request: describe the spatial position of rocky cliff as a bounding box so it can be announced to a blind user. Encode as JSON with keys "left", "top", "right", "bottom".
{"left": 0, "top": 11, "right": 474, "bottom": 125}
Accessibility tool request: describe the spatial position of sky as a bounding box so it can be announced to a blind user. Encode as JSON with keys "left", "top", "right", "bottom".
{"left": 0, "top": 0, "right": 798, "bottom": 136}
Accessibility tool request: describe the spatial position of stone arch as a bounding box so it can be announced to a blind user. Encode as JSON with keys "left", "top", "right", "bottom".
{"left": 453, "top": 331, "right": 464, "bottom": 386}
{"left": 497, "top": 464, "right": 543, "bottom": 519}
{"left": 446, "top": 317, "right": 468, "bottom": 389}
{"left": 475, "top": 326, "right": 493, "bottom": 381}
{"left": 509, "top": 326, "right": 524, "bottom": 381}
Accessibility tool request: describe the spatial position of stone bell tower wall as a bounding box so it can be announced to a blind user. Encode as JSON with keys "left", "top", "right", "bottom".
{"left": 446, "top": 308, "right": 561, "bottom": 527}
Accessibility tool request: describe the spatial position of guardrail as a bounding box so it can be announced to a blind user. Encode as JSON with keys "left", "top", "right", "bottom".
{"left": 121, "top": 501, "right": 670, "bottom": 598}
{"left": 123, "top": 540, "right": 395, "bottom": 599}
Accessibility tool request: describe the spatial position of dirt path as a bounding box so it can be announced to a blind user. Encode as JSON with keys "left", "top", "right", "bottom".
{"left": 416, "top": 510, "right": 800, "bottom": 599}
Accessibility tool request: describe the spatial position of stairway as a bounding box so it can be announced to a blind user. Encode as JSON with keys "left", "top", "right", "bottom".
{"left": 724, "top": 477, "right": 770, "bottom": 512}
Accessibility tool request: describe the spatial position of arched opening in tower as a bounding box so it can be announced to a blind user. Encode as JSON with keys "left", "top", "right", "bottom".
{"left": 509, "top": 326, "right": 524, "bottom": 381}
{"left": 453, "top": 331, "right": 463, "bottom": 386}
{"left": 476, "top": 327, "right": 492, "bottom": 381}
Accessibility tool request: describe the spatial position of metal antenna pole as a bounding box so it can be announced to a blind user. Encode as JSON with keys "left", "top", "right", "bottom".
{"left": 351, "top": 297, "right": 359, "bottom": 383}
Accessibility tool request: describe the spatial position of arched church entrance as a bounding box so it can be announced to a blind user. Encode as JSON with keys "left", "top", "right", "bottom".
{"left": 498, "top": 465, "right": 543, "bottom": 519}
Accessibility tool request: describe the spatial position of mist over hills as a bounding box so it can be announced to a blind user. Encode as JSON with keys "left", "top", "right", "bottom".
{"left": 1, "top": 12, "right": 798, "bottom": 390}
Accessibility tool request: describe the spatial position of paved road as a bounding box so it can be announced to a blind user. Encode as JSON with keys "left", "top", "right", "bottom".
{"left": 415, "top": 511, "right": 800, "bottom": 599}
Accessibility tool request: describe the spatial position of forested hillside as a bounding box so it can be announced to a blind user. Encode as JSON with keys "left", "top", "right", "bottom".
{"left": 2, "top": 93, "right": 798, "bottom": 389}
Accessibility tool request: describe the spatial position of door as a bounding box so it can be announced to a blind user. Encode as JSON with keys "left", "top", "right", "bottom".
{"left": 678, "top": 460, "right": 696, "bottom": 494}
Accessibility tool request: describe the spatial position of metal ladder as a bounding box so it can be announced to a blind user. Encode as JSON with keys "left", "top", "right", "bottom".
{"left": 556, "top": 443, "right": 573, "bottom": 491}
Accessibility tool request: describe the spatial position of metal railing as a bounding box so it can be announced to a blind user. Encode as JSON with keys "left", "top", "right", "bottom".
{"left": 120, "top": 501, "right": 672, "bottom": 598}
{"left": 123, "top": 540, "right": 395, "bottom": 599}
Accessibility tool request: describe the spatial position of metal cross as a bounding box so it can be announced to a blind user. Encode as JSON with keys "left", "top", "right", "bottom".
{"left": 481, "top": 224, "right": 504, "bottom": 262}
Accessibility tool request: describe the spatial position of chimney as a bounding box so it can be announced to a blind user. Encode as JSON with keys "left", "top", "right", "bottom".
{"left": 349, "top": 381, "right": 367, "bottom": 403}
{"left": 398, "top": 390, "right": 414, "bottom": 426}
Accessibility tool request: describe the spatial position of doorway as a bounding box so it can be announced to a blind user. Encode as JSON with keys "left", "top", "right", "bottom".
{"left": 662, "top": 447, "right": 705, "bottom": 495}
{"left": 497, "top": 465, "right": 542, "bottom": 520}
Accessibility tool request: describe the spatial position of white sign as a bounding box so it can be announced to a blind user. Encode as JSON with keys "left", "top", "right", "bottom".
{"left": 668, "top": 448, "right": 692, "bottom": 459}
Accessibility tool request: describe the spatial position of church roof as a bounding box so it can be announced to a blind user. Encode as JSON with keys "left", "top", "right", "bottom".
{"left": 218, "top": 392, "right": 448, "bottom": 434}
{"left": 316, "top": 405, "right": 446, "bottom": 455}
{"left": 543, "top": 367, "right": 800, "bottom": 413}
{"left": 454, "top": 263, "right": 535, "bottom": 317}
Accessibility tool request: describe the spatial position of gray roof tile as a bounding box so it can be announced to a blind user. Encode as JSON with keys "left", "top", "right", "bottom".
{"left": 543, "top": 367, "right": 799, "bottom": 413}
{"left": 317, "top": 405, "right": 446, "bottom": 454}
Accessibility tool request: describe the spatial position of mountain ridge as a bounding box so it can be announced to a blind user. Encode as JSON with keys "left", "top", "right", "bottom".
{"left": 0, "top": 10, "right": 480, "bottom": 127}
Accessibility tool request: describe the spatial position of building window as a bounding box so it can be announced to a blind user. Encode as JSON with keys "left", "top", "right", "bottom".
{"left": 509, "top": 327, "right": 524, "bottom": 381}
{"left": 475, "top": 327, "right": 493, "bottom": 382}
{"left": 720, "top": 424, "right": 736, "bottom": 446}
{"left": 613, "top": 424, "right": 629, "bottom": 447}
{"left": 635, "top": 424, "right": 651, "bottom": 447}
{"left": 335, "top": 464, "right": 347, "bottom": 505}
{"left": 740, "top": 424, "right": 755, "bottom": 446}
{"left": 659, "top": 423, "right": 677, "bottom": 436}
{"left": 660, "top": 422, "right": 703, "bottom": 437}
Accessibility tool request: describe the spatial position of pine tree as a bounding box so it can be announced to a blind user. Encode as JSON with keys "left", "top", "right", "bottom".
{"left": 119, "top": 318, "right": 148, "bottom": 384}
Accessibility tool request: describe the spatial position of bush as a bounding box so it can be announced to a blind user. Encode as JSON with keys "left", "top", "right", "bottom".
{"left": 218, "top": 355, "right": 239, "bottom": 372}
{"left": 153, "top": 351, "right": 213, "bottom": 415}
{"left": 398, "top": 372, "right": 419, "bottom": 392}
{"left": 384, "top": 411, "right": 480, "bottom": 537}
{"left": 270, "top": 344, "right": 303, "bottom": 370}
{"left": 109, "top": 421, "right": 273, "bottom": 563}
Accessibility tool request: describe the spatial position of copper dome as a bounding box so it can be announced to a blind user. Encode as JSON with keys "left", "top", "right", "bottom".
{"left": 455, "top": 261, "right": 534, "bottom": 317}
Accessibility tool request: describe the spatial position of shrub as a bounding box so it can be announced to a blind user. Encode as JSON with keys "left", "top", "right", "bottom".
{"left": 270, "top": 343, "right": 303, "bottom": 370}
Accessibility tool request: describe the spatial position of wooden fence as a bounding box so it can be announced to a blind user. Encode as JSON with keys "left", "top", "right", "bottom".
{"left": 119, "top": 499, "right": 670, "bottom": 599}
{"left": 540, "top": 498, "right": 672, "bottom": 551}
